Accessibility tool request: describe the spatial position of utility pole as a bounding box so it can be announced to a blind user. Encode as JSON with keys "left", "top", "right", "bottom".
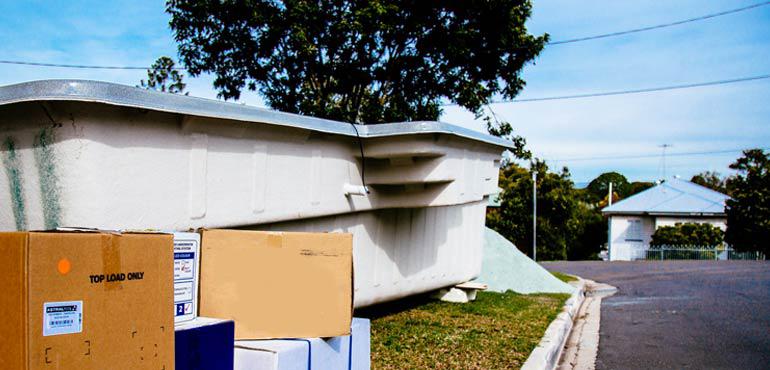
{"left": 606, "top": 182, "right": 613, "bottom": 261}
{"left": 532, "top": 170, "right": 537, "bottom": 262}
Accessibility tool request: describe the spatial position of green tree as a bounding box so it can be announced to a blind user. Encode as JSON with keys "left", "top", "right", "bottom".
{"left": 488, "top": 160, "right": 580, "bottom": 261}
{"left": 583, "top": 172, "right": 654, "bottom": 207}
{"left": 139, "top": 56, "right": 187, "bottom": 94}
{"left": 568, "top": 203, "right": 605, "bottom": 260}
{"left": 725, "top": 149, "right": 770, "bottom": 254}
{"left": 691, "top": 171, "right": 730, "bottom": 195}
{"left": 627, "top": 181, "right": 654, "bottom": 197}
{"left": 167, "top": 0, "right": 546, "bottom": 149}
{"left": 585, "top": 172, "right": 629, "bottom": 204}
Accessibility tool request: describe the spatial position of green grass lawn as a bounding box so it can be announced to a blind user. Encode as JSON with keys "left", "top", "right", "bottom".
{"left": 357, "top": 291, "right": 569, "bottom": 369}
{"left": 551, "top": 271, "right": 578, "bottom": 283}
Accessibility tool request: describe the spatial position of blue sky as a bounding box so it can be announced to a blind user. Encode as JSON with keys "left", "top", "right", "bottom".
{"left": 1, "top": 1, "right": 769, "bottom": 184}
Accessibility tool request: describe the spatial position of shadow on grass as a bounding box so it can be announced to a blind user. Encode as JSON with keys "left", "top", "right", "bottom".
{"left": 355, "top": 292, "right": 438, "bottom": 320}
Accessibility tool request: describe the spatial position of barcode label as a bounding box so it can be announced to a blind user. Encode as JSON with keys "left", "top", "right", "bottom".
{"left": 43, "top": 301, "right": 83, "bottom": 336}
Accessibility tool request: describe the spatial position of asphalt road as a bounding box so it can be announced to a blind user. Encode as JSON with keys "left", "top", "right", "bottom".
{"left": 543, "top": 261, "right": 770, "bottom": 370}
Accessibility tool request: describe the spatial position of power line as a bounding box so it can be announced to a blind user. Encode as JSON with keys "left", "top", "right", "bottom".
{"left": 549, "top": 147, "right": 769, "bottom": 163}
{"left": 549, "top": 1, "right": 770, "bottom": 45}
{"left": 441, "top": 74, "right": 770, "bottom": 106}
{"left": 1, "top": 2, "right": 766, "bottom": 71}
{"left": 511, "top": 74, "right": 770, "bottom": 102}
{"left": 0, "top": 60, "right": 186, "bottom": 70}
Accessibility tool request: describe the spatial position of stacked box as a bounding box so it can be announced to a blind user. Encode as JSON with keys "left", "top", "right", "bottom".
{"left": 0, "top": 231, "right": 175, "bottom": 370}
{"left": 234, "top": 318, "right": 370, "bottom": 370}
{"left": 175, "top": 317, "right": 234, "bottom": 370}
{"left": 199, "top": 229, "right": 353, "bottom": 340}
{"left": 173, "top": 232, "right": 201, "bottom": 323}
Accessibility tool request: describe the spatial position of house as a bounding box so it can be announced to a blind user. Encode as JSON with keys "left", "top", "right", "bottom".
{"left": 602, "top": 178, "right": 730, "bottom": 261}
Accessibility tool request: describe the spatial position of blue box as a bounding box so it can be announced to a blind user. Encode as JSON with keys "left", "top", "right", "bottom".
{"left": 234, "top": 318, "right": 370, "bottom": 370}
{"left": 176, "top": 317, "right": 235, "bottom": 370}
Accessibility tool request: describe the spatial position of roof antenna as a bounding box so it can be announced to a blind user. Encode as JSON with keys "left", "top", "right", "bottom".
{"left": 658, "top": 144, "right": 672, "bottom": 181}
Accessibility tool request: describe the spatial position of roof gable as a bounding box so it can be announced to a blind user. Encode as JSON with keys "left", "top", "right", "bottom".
{"left": 602, "top": 178, "right": 729, "bottom": 215}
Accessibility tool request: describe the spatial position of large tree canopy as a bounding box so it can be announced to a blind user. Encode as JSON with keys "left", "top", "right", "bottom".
{"left": 487, "top": 160, "right": 604, "bottom": 261}
{"left": 725, "top": 149, "right": 770, "bottom": 254}
{"left": 582, "top": 172, "right": 653, "bottom": 206}
{"left": 167, "top": 0, "right": 547, "bottom": 128}
{"left": 585, "top": 172, "right": 629, "bottom": 204}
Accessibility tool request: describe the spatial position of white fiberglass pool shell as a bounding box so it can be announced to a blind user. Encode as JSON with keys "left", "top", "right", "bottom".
{"left": 1, "top": 80, "right": 508, "bottom": 231}
{"left": 256, "top": 200, "right": 487, "bottom": 307}
{"left": 0, "top": 80, "right": 511, "bottom": 305}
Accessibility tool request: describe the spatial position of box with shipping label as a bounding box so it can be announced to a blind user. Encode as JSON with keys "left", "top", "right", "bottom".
{"left": 199, "top": 229, "right": 353, "bottom": 339}
{"left": 173, "top": 232, "right": 201, "bottom": 323}
{"left": 234, "top": 317, "right": 370, "bottom": 370}
{"left": 0, "top": 231, "right": 175, "bottom": 370}
{"left": 175, "top": 317, "right": 234, "bottom": 370}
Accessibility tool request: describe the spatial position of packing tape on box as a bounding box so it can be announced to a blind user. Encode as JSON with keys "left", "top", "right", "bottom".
{"left": 101, "top": 234, "right": 122, "bottom": 290}
{"left": 267, "top": 233, "right": 283, "bottom": 248}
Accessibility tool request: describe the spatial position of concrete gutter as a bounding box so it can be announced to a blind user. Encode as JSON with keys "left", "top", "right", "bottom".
{"left": 557, "top": 280, "right": 617, "bottom": 370}
{"left": 521, "top": 279, "right": 586, "bottom": 370}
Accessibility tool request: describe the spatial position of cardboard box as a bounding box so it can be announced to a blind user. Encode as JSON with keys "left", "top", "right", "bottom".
{"left": 175, "top": 317, "right": 234, "bottom": 370}
{"left": 199, "top": 229, "right": 352, "bottom": 339}
{"left": 233, "top": 317, "right": 370, "bottom": 370}
{"left": 173, "top": 232, "right": 201, "bottom": 323}
{"left": 0, "top": 231, "right": 175, "bottom": 370}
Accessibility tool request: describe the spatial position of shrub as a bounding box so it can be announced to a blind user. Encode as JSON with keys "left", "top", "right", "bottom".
{"left": 650, "top": 222, "right": 724, "bottom": 247}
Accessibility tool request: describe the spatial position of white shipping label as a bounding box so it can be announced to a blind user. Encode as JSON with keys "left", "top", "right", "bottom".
{"left": 43, "top": 301, "right": 83, "bottom": 336}
{"left": 174, "top": 243, "right": 197, "bottom": 281}
{"left": 174, "top": 281, "right": 194, "bottom": 302}
{"left": 173, "top": 233, "right": 200, "bottom": 322}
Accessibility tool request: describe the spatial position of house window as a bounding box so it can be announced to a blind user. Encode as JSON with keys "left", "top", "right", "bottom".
{"left": 626, "top": 219, "right": 643, "bottom": 241}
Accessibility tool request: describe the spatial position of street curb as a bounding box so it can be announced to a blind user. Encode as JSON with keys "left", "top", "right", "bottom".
{"left": 521, "top": 279, "right": 586, "bottom": 370}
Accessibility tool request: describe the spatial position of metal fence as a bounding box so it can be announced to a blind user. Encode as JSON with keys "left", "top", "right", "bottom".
{"left": 640, "top": 245, "right": 766, "bottom": 261}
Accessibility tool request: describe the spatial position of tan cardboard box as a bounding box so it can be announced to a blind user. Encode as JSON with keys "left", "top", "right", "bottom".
{"left": 0, "top": 231, "right": 175, "bottom": 370}
{"left": 199, "top": 229, "right": 352, "bottom": 339}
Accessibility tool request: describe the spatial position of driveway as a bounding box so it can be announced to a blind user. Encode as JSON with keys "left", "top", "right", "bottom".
{"left": 543, "top": 261, "right": 770, "bottom": 370}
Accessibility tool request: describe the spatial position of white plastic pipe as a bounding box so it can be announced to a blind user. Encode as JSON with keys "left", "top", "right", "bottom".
{"left": 343, "top": 184, "right": 369, "bottom": 197}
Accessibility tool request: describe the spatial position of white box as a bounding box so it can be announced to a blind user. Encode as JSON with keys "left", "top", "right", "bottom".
{"left": 173, "top": 232, "right": 201, "bottom": 323}
{"left": 234, "top": 318, "right": 370, "bottom": 370}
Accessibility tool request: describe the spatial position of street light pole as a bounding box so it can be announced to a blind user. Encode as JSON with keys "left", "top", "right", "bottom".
{"left": 532, "top": 170, "right": 537, "bottom": 262}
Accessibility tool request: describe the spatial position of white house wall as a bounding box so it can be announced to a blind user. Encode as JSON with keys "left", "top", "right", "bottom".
{"left": 251, "top": 200, "right": 488, "bottom": 308}
{"left": 609, "top": 215, "right": 655, "bottom": 261}
{"left": 609, "top": 215, "right": 729, "bottom": 261}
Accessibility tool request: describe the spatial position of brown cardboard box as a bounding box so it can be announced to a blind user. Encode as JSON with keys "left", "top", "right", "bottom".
{"left": 199, "top": 229, "right": 352, "bottom": 339}
{"left": 0, "top": 231, "right": 175, "bottom": 370}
